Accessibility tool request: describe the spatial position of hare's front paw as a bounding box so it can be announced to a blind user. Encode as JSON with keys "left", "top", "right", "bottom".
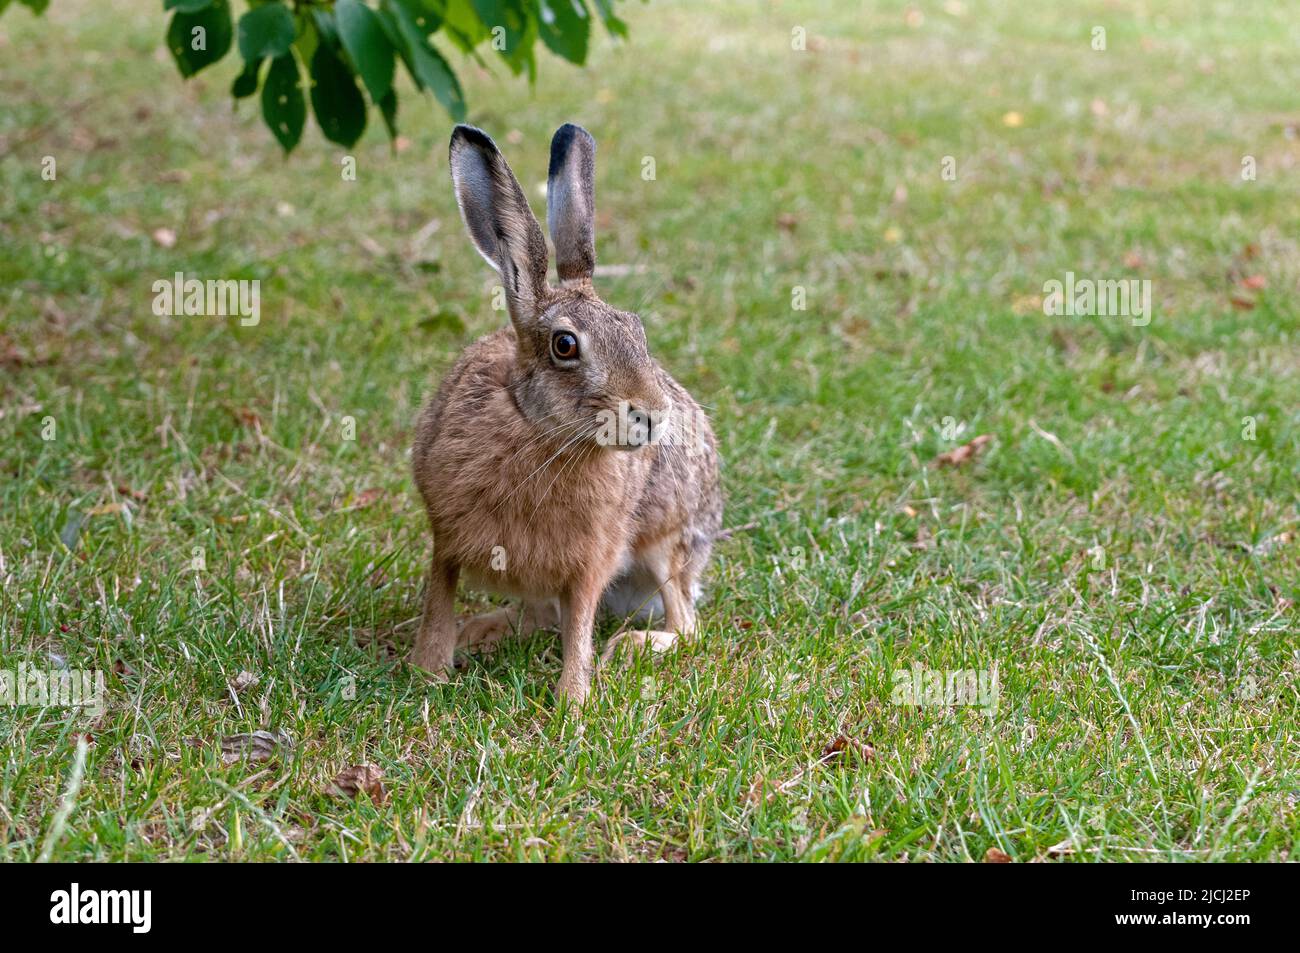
{"left": 555, "top": 670, "right": 591, "bottom": 706}
{"left": 408, "top": 645, "right": 455, "bottom": 678}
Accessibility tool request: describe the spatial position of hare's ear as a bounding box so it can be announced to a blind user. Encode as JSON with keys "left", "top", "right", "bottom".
{"left": 449, "top": 125, "right": 549, "bottom": 321}
{"left": 547, "top": 123, "right": 596, "bottom": 283}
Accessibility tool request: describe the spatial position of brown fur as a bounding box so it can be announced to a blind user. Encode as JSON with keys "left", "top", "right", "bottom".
{"left": 409, "top": 125, "right": 722, "bottom": 704}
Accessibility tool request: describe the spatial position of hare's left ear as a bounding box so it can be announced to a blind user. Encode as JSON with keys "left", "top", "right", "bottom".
{"left": 547, "top": 123, "right": 596, "bottom": 283}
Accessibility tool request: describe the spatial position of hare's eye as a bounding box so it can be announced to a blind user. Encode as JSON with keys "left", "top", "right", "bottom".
{"left": 551, "top": 331, "right": 580, "bottom": 361}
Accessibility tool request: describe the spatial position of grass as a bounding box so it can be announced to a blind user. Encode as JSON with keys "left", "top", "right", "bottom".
{"left": 1, "top": 0, "right": 1298, "bottom": 862}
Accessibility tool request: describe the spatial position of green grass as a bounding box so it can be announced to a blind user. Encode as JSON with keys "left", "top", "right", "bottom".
{"left": 2, "top": 0, "right": 1298, "bottom": 861}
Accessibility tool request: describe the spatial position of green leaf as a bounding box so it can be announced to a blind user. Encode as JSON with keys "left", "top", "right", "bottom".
{"left": 163, "top": 0, "right": 213, "bottom": 12}
{"left": 537, "top": 0, "right": 589, "bottom": 65}
{"left": 471, "top": 0, "right": 536, "bottom": 76}
{"left": 262, "top": 53, "right": 305, "bottom": 153}
{"left": 232, "top": 57, "right": 262, "bottom": 98}
{"left": 309, "top": 42, "right": 367, "bottom": 147}
{"left": 378, "top": 89, "right": 399, "bottom": 141}
{"left": 335, "top": 0, "right": 396, "bottom": 102}
{"left": 167, "top": 0, "right": 233, "bottom": 78}
{"left": 591, "top": 0, "right": 627, "bottom": 38}
{"left": 385, "top": 0, "right": 466, "bottom": 120}
{"left": 404, "top": 0, "right": 442, "bottom": 34}
{"left": 441, "top": 0, "right": 490, "bottom": 50}
{"left": 238, "top": 2, "right": 296, "bottom": 62}
{"left": 293, "top": 10, "right": 319, "bottom": 64}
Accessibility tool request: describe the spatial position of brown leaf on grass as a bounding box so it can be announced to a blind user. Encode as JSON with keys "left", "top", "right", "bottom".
{"left": 1123, "top": 250, "right": 1145, "bottom": 269}
{"left": 353, "top": 488, "right": 384, "bottom": 509}
{"left": 232, "top": 407, "right": 261, "bottom": 428}
{"left": 328, "top": 764, "right": 387, "bottom": 806}
{"left": 1268, "top": 586, "right": 1294, "bottom": 612}
{"left": 228, "top": 670, "right": 259, "bottom": 694}
{"left": 112, "top": 658, "right": 135, "bottom": 678}
{"left": 931, "top": 434, "right": 994, "bottom": 468}
{"left": 776, "top": 212, "right": 799, "bottom": 232}
{"left": 1046, "top": 838, "right": 1076, "bottom": 858}
{"left": 984, "top": 847, "right": 1012, "bottom": 863}
{"left": 1240, "top": 274, "right": 1267, "bottom": 290}
{"left": 85, "top": 502, "right": 126, "bottom": 516}
{"left": 115, "top": 484, "right": 147, "bottom": 501}
{"left": 819, "top": 734, "right": 875, "bottom": 765}
{"left": 1238, "top": 531, "right": 1293, "bottom": 557}
{"left": 220, "top": 730, "right": 290, "bottom": 765}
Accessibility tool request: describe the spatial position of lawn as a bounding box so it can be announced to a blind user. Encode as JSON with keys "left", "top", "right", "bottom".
{"left": 1, "top": 0, "right": 1297, "bottom": 861}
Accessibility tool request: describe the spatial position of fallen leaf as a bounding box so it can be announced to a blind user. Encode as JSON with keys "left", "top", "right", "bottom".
{"left": 86, "top": 502, "right": 125, "bottom": 516}
{"left": 232, "top": 407, "right": 261, "bottom": 428}
{"left": 328, "top": 764, "right": 387, "bottom": 806}
{"left": 1046, "top": 838, "right": 1075, "bottom": 858}
{"left": 229, "top": 670, "right": 259, "bottom": 694}
{"left": 220, "top": 730, "right": 290, "bottom": 765}
{"left": 1239, "top": 531, "right": 1293, "bottom": 557}
{"left": 984, "top": 847, "right": 1012, "bottom": 863}
{"left": 819, "top": 734, "right": 875, "bottom": 765}
{"left": 1123, "top": 250, "right": 1145, "bottom": 268}
{"left": 1001, "top": 111, "right": 1024, "bottom": 128}
{"left": 1229, "top": 295, "right": 1256, "bottom": 311}
{"left": 1011, "top": 293, "right": 1043, "bottom": 316}
{"left": 116, "top": 484, "right": 148, "bottom": 501}
{"left": 1240, "top": 274, "right": 1266, "bottom": 290}
{"left": 151, "top": 227, "right": 177, "bottom": 248}
{"left": 353, "top": 488, "right": 384, "bottom": 509}
{"left": 776, "top": 212, "right": 798, "bottom": 232}
{"left": 931, "top": 434, "right": 994, "bottom": 468}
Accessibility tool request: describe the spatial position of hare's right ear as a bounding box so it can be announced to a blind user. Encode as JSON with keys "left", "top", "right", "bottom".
{"left": 449, "top": 125, "right": 550, "bottom": 321}
{"left": 547, "top": 123, "right": 596, "bottom": 283}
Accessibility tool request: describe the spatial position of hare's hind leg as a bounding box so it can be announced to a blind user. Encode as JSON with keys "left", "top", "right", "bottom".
{"left": 600, "top": 541, "right": 698, "bottom": 665}
{"left": 410, "top": 557, "right": 459, "bottom": 673}
{"left": 459, "top": 599, "right": 559, "bottom": 653}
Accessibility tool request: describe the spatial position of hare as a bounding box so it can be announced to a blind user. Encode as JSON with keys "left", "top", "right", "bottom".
{"left": 410, "top": 123, "right": 723, "bottom": 704}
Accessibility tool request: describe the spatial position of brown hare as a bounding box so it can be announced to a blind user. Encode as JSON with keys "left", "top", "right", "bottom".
{"left": 410, "top": 123, "right": 723, "bottom": 704}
